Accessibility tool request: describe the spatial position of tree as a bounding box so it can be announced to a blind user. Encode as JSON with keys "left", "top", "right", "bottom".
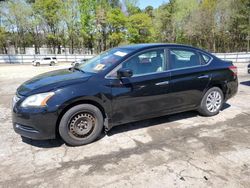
{"left": 153, "top": 1, "right": 175, "bottom": 42}
{"left": 230, "top": 0, "right": 250, "bottom": 51}
{"left": 61, "top": 0, "right": 80, "bottom": 54}
{"left": 127, "top": 13, "right": 154, "bottom": 43}
{"left": 125, "top": 0, "right": 141, "bottom": 15}
{"left": 107, "top": 8, "right": 127, "bottom": 47}
{"left": 2, "top": 0, "right": 33, "bottom": 53}
{"left": 144, "top": 5, "right": 153, "bottom": 18}
{"left": 79, "top": 0, "right": 97, "bottom": 54}
{"left": 0, "top": 27, "right": 8, "bottom": 54}
{"left": 33, "top": 0, "right": 63, "bottom": 53}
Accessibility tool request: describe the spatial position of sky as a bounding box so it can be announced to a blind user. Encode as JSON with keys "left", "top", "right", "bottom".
{"left": 138, "top": 0, "right": 169, "bottom": 9}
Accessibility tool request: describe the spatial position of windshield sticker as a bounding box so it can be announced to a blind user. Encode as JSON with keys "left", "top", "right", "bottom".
{"left": 94, "top": 64, "right": 105, "bottom": 71}
{"left": 114, "top": 51, "right": 127, "bottom": 57}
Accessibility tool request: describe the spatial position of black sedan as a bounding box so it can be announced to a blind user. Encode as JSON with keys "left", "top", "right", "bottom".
{"left": 12, "top": 44, "right": 238, "bottom": 146}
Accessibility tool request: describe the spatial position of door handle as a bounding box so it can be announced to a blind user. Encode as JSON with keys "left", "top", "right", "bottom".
{"left": 198, "top": 75, "right": 209, "bottom": 79}
{"left": 155, "top": 81, "right": 169, "bottom": 86}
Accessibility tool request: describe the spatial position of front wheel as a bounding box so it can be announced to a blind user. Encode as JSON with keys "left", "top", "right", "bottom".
{"left": 50, "top": 61, "right": 55, "bottom": 66}
{"left": 59, "top": 104, "right": 103, "bottom": 146}
{"left": 198, "top": 87, "right": 224, "bottom": 116}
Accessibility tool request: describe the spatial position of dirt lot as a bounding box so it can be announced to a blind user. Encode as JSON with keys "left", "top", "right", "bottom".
{"left": 0, "top": 63, "right": 250, "bottom": 188}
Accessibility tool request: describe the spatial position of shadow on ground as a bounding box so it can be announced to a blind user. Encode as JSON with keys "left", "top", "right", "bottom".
{"left": 21, "top": 136, "right": 64, "bottom": 148}
{"left": 240, "top": 80, "right": 250, "bottom": 86}
{"left": 21, "top": 103, "right": 231, "bottom": 148}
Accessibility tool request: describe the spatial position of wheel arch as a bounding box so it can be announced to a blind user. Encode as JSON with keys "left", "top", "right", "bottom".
{"left": 55, "top": 99, "right": 107, "bottom": 137}
{"left": 208, "top": 83, "right": 227, "bottom": 99}
{"left": 205, "top": 80, "right": 227, "bottom": 100}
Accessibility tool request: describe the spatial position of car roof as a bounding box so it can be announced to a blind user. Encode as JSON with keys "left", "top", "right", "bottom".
{"left": 118, "top": 43, "right": 209, "bottom": 53}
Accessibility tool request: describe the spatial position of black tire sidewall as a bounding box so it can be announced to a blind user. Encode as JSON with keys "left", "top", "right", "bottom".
{"left": 59, "top": 104, "right": 103, "bottom": 146}
{"left": 36, "top": 62, "right": 40, "bottom": 66}
{"left": 198, "top": 87, "right": 224, "bottom": 116}
{"left": 50, "top": 61, "right": 55, "bottom": 66}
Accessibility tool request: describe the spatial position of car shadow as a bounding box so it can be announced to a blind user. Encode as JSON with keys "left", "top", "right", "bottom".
{"left": 108, "top": 103, "right": 231, "bottom": 136}
{"left": 21, "top": 103, "right": 231, "bottom": 148}
{"left": 107, "top": 111, "right": 197, "bottom": 136}
{"left": 221, "top": 103, "right": 231, "bottom": 110}
{"left": 240, "top": 81, "right": 250, "bottom": 86}
{"left": 21, "top": 136, "right": 64, "bottom": 148}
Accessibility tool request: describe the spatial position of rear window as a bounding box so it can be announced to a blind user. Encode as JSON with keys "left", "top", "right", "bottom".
{"left": 169, "top": 49, "right": 201, "bottom": 69}
{"left": 200, "top": 53, "right": 211, "bottom": 64}
{"left": 52, "top": 57, "right": 57, "bottom": 60}
{"left": 44, "top": 57, "right": 51, "bottom": 60}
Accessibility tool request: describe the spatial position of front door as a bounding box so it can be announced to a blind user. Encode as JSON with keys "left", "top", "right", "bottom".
{"left": 107, "top": 48, "right": 172, "bottom": 126}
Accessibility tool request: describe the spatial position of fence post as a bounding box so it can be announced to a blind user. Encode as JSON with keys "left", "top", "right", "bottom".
{"left": 8, "top": 54, "right": 11, "bottom": 64}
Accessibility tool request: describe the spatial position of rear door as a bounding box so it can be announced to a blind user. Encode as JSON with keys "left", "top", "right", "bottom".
{"left": 168, "top": 48, "right": 212, "bottom": 111}
{"left": 107, "top": 48, "right": 172, "bottom": 125}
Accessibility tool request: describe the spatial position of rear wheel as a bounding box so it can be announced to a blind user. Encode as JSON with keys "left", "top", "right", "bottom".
{"left": 36, "top": 62, "right": 40, "bottom": 66}
{"left": 198, "top": 87, "right": 224, "bottom": 116}
{"left": 59, "top": 104, "right": 103, "bottom": 146}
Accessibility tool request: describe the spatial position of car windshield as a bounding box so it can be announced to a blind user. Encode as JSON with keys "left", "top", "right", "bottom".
{"left": 78, "top": 48, "right": 133, "bottom": 73}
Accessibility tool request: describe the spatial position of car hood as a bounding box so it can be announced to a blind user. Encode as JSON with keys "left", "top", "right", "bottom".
{"left": 17, "top": 68, "right": 92, "bottom": 96}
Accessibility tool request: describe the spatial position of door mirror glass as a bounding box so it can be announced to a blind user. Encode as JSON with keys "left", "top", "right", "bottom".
{"left": 117, "top": 68, "right": 133, "bottom": 78}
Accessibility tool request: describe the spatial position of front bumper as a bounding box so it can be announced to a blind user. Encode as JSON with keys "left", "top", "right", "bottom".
{"left": 12, "top": 106, "right": 58, "bottom": 140}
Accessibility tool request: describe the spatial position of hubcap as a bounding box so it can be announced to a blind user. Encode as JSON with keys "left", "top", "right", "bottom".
{"left": 206, "top": 91, "right": 222, "bottom": 113}
{"left": 68, "top": 112, "right": 95, "bottom": 140}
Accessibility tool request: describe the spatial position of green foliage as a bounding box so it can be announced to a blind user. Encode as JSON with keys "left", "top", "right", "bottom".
{"left": 125, "top": 0, "right": 141, "bottom": 15}
{"left": 0, "top": 27, "right": 8, "bottom": 53}
{"left": 78, "top": 0, "right": 97, "bottom": 52}
{"left": 107, "top": 8, "right": 127, "bottom": 46}
{"left": 144, "top": 5, "right": 153, "bottom": 17}
{"left": 127, "top": 13, "right": 154, "bottom": 43}
{"left": 153, "top": 1, "right": 175, "bottom": 42}
{"left": 33, "top": 0, "right": 62, "bottom": 29}
{"left": 0, "top": 0, "right": 249, "bottom": 54}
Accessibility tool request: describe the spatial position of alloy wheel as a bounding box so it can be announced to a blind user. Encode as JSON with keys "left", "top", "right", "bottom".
{"left": 206, "top": 91, "right": 222, "bottom": 113}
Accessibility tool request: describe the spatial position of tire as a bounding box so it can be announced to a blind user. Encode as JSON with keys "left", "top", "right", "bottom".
{"left": 198, "top": 87, "right": 224, "bottom": 116}
{"left": 59, "top": 104, "right": 103, "bottom": 146}
{"left": 248, "top": 69, "right": 250, "bottom": 74}
{"left": 36, "top": 62, "right": 40, "bottom": 66}
{"left": 50, "top": 61, "right": 55, "bottom": 66}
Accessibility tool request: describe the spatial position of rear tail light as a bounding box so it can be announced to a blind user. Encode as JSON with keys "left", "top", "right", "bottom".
{"left": 229, "top": 66, "right": 237, "bottom": 76}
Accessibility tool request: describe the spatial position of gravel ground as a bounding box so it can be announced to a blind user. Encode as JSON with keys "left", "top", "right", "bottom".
{"left": 0, "top": 63, "right": 250, "bottom": 188}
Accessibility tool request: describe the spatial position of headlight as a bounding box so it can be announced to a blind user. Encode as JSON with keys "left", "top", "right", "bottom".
{"left": 21, "top": 92, "right": 55, "bottom": 108}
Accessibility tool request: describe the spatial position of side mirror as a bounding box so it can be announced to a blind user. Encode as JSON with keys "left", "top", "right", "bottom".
{"left": 117, "top": 68, "right": 133, "bottom": 78}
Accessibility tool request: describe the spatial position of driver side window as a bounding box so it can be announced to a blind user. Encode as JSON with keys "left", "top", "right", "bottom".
{"left": 122, "top": 49, "right": 165, "bottom": 76}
